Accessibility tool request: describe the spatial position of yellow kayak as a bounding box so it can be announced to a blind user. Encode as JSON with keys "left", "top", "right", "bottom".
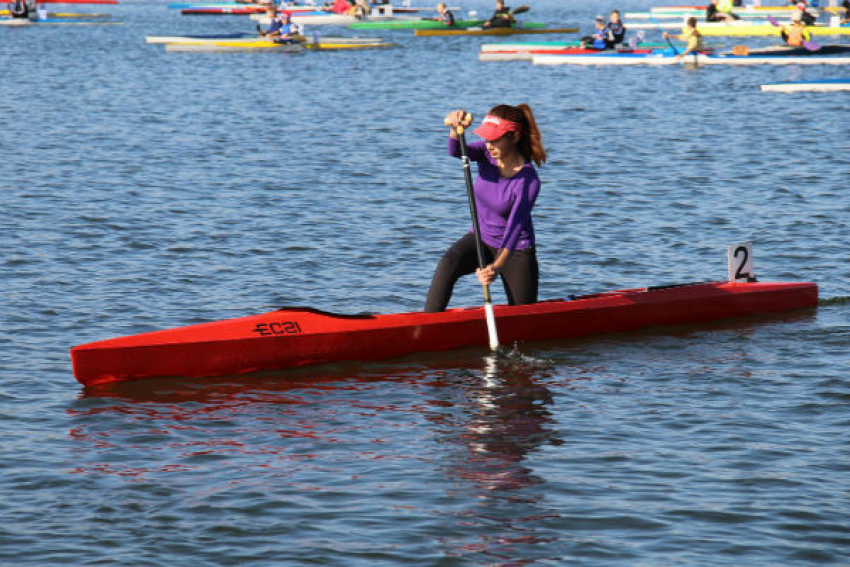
{"left": 693, "top": 23, "right": 850, "bottom": 37}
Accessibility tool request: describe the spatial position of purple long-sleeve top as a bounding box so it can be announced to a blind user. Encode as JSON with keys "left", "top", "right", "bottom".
{"left": 448, "top": 136, "right": 540, "bottom": 252}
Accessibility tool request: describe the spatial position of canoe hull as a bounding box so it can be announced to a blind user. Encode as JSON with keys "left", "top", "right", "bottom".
{"left": 415, "top": 26, "right": 577, "bottom": 37}
{"left": 761, "top": 79, "right": 850, "bottom": 92}
{"left": 71, "top": 281, "right": 818, "bottom": 387}
{"left": 533, "top": 53, "right": 850, "bottom": 65}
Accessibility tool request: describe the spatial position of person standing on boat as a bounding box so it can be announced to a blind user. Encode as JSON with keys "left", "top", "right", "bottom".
{"left": 424, "top": 105, "right": 546, "bottom": 313}
{"left": 663, "top": 17, "right": 704, "bottom": 60}
{"left": 482, "top": 0, "right": 515, "bottom": 28}
{"left": 580, "top": 15, "right": 615, "bottom": 50}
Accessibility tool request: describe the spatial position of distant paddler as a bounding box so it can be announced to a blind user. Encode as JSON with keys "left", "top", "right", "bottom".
{"left": 843, "top": 0, "right": 850, "bottom": 25}
{"left": 714, "top": 0, "right": 740, "bottom": 20}
{"left": 793, "top": 1, "right": 817, "bottom": 25}
{"left": 258, "top": 7, "right": 302, "bottom": 42}
{"left": 6, "top": 0, "right": 35, "bottom": 19}
{"left": 427, "top": 2, "right": 455, "bottom": 27}
{"left": 482, "top": 0, "right": 515, "bottom": 29}
{"left": 779, "top": 10, "right": 813, "bottom": 46}
{"left": 663, "top": 17, "right": 704, "bottom": 61}
{"left": 580, "top": 15, "right": 615, "bottom": 50}
{"left": 706, "top": 0, "right": 738, "bottom": 22}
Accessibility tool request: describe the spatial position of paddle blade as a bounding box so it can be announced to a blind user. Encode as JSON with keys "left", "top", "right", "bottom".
{"left": 511, "top": 5, "right": 529, "bottom": 15}
{"left": 803, "top": 39, "right": 821, "bottom": 51}
{"left": 767, "top": 15, "right": 781, "bottom": 26}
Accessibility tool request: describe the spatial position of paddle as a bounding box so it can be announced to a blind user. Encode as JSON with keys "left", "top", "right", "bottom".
{"left": 511, "top": 5, "right": 529, "bottom": 16}
{"left": 650, "top": 15, "right": 679, "bottom": 55}
{"left": 767, "top": 14, "right": 821, "bottom": 51}
{"left": 445, "top": 113, "right": 501, "bottom": 352}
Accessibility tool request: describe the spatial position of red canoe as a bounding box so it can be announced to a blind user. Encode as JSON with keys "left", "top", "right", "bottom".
{"left": 41, "top": 0, "right": 118, "bottom": 3}
{"left": 70, "top": 281, "right": 818, "bottom": 387}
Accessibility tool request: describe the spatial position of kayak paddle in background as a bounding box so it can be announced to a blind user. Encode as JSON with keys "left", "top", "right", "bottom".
{"left": 445, "top": 113, "right": 501, "bottom": 352}
{"left": 511, "top": 5, "right": 529, "bottom": 16}
{"left": 766, "top": 14, "right": 821, "bottom": 51}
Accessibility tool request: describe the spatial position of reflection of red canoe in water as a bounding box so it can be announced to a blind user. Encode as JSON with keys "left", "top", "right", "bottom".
{"left": 70, "top": 281, "right": 818, "bottom": 387}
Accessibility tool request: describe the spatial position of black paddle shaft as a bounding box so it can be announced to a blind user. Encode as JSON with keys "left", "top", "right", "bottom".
{"left": 456, "top": 130, "right": 489, "bottom": 272}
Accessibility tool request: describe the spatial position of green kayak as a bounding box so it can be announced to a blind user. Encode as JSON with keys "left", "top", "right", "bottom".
{"left": 349, "top": 19, "right": 546, "bottom": 30}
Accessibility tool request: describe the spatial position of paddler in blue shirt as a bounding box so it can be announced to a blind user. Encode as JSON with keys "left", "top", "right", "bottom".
{"left": 580, "top": 15, "right": 615, "bottom": 50}
{"left": 258, "top": 8, "right": 301, "bottom": 42}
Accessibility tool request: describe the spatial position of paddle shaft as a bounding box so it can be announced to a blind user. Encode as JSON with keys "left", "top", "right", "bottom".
{"left": 450, "top": 116, "right": 500, "bottom": 351}
{"left": 650, "top": 15, "right": 679, "bottom": 55}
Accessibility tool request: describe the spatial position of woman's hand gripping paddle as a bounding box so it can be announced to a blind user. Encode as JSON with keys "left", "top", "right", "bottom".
{"left": 445, "top": 113, "right": 501, "bottom": 352}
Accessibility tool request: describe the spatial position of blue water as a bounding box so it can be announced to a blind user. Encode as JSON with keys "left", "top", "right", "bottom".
{"left": 2, "top": 0, "right": 849, "bottom": 564}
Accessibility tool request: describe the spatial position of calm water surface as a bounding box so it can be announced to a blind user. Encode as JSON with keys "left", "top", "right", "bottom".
{"left": 2, "top": 0, "right": 849, "bottom": 564}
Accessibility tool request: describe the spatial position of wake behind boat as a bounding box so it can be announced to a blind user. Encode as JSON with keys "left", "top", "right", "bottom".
{"left": 71, "top": 281, "right": 817, "bottom": 387}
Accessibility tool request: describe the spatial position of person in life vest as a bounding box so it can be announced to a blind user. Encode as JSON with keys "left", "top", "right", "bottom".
{"left": 580, "top": 15, "right": 615, "bottom": 50}
{"left": 482, "top": 0, "right": 515, "bottom": 28}
{"left": 714, "top": 0, "right": 741, "bottom": 20}
{"left": 429, "top": 2, "right": 455, "bottom": 27}
{"left": 259, "top": 8, "right": 301, "bottom": 42}
{"left": 608, "top": 9, "right": 626, "bottom": 45}
{"left": 663, "top": 17, "right": 704, "bottom": 61}
{"left": 7, "top": 0, "right": 35, "bottom": 19}
{"left": 781, "top": 10, "right": 812, "bottom": 45}
{"left": 706, "top": 0, "right": 737, "bottom": 22}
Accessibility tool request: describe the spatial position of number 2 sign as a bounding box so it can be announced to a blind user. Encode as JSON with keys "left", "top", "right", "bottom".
{"left": 727, "top": 242, "right": 755, "bottom": 282}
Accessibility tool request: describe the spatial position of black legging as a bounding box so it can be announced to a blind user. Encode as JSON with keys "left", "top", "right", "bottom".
{"left": 424, "top": 232, "right": 539, "bottom": 312}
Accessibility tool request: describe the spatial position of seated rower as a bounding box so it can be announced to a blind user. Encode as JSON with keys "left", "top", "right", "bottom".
{"left": 482, "top": 0, "right": 515, "bottom": 29}
{"left": 794, "top": 1, "right": 817, "bottom": 25}
{"left": 324, "top": 0, "right": 352, "bottom": 14}
{"left": 259, "top": 8, "right": 301, "bottom": 42}
{"left": 706, "top": 0, "right": 737, "bottom": 22}
{"left": 663, "top": 16, "right": 704, "bottom": 61}
{"left": 843, "top": 0, "right": 850, "bottom": 24}
{"left": 580, "top": 15, "right": 615, "bottom": 50}
{"left": 608, "top": 9, "right": 626, "bottom": 46}
{"left": 430, "top": 2, "right": 455, "bottom": 27}
{"left": 7, "top": 0, "right": 33, "bottom": 19}
{"left": 781, "top": 10, "right": 812, "bottom": 46}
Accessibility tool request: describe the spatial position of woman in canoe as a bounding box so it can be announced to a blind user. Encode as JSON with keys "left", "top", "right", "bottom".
{"left": 580, "top": 15, "right": 615, "bottom": 50}
{"left": 663, "top": 17, "right": 704, "bottom": 60}
{"left": 780, "top": 10, "right": 812, "bottom": 45}
{"left": 424, "top": 105, "right": 546, "bottom": 313}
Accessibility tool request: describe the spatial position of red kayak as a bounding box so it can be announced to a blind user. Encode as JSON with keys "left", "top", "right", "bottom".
{"left": 70, "top": 281, "right": 817, "bottom": 387}
{"left": 181, "top": 6, "right": 268, "bottom": 14}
